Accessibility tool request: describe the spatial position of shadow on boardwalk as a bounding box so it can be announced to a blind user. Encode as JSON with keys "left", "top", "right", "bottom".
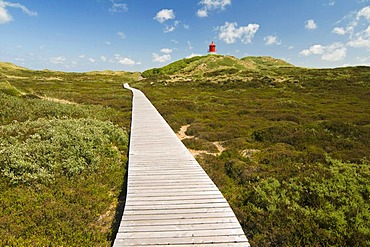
{"left": 109, "top": 152, "right": 129, "bottom": 245}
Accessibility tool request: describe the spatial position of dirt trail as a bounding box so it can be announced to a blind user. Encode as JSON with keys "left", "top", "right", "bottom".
{"left": 40, "top": 96, "right": 77, "bottom": 105}
{"left": 176, "top": 125, "right": 194, "bottom": 140}
{"left": 177, "top": 125, "right": 226, "bottom": 156}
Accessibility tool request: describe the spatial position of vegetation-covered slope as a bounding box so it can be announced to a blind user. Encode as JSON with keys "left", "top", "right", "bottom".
{"left": 136, "top": 58, "right": 370, "bottom": 246}
{"left": 1, "top": 58, "right": 370, "bottom": 246}
{"left": 0, "top": 64, "right": 135, "bottom": 246}
{"left": 142, "top": 55, "right": 294, "bottom": 79}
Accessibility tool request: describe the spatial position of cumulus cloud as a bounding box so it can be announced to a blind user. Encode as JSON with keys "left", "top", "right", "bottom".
{"left": 0, "top": 1, "right": 37, "bottom": 24}
{"left": 332, "top": 27, "right": 346, "bottom": 35}
{"left": 333, "top": 6, "right": 370, "bottom": 51}
{"left": 305, "top": 19, "right": 317, "bottom": 30}
{"left": 300, "top": 43, "right": 347, "bottom": 61}
{"left": 101, "top": 56, "right": 107, "bottom": 62}
{"left": 264, "top": 35, "right": 281, "bottom": 45}
{"left": 197, "top": 9, "right": 208, "bottom": 18}
{"left": 187, "top": 53, "right": 203, "bottom": 58}
{"left": 321, "top": 44, "right": 347, "bottom": 61}
{"left": 109, "top": 0, "right": 128, "bottom": 13}
{"left": 357, "top": 6, "right": 370, "bottom": 21}
{"left": 154, "top": 9, "right": 175, "bottom": 23}
{"left": 154, "top": 9, "right": 180, "bottom": 33}
{"left": 50, "top": 56, "right": 66, "bottom": 64}
{"left": 217, "top": 22, "right": 259, "bottom": 44}
{"left": 160, "top": 48, "right": 173, "bottom": 54}
{"left": 117, "top": 31, "right": 126, "bottom": 39}
{"left": 89, "top": 58, "right": 96, "bottom": 63}
{"left": 197, "top": 0, "right": 231, "bottom": 18}
{"left": 113, "top": 54, "right": 140, "bottom": 65}
{"left": 153, "top": 53, "right": 171, "bottom": 63}
{"left": 300, "top": 45, "right": 324, "bottom": 56}
{"left": 347, "top": 26, "right": 370, "bottom": 50}
{"left": 118, "top": 57, "right": 136, "bottom": 65}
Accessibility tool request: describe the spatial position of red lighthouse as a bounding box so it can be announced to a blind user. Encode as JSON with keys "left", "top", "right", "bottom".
{"left": 208, "top": 41, "right": 216, "bottom": 53}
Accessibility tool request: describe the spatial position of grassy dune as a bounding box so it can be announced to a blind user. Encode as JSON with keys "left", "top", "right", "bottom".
{"left": 135, "top": 55, "right": 370, "bottom": 246}
{"left": 1, "top": 57, "right": 370, "bottom": 246}
{"left": 0, "top": 64, "right": 135, "bottom": 246}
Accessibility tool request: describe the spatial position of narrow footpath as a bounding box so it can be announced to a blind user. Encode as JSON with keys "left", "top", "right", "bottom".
{"left": 113, "top": 84, "right": 249, "bottom": 246}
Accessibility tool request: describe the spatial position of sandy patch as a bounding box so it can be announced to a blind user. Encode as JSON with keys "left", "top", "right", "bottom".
{"left": 176, "top": 124, "right": 194, "bottom": 140}
{"left": 40, "top": 96, "right": 77, "bottom": 105}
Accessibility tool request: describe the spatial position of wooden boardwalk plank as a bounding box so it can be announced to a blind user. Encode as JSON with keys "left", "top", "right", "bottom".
{"left": 113, "top": 84, "right": 249, "bottom": 246}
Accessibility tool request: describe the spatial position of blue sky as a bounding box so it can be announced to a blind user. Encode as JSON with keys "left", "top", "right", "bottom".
{"left": 0, "top": 0, "right": 369, "bottom": 72}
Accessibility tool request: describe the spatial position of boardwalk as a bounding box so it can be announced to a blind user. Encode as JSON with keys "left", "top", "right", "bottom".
{"left": 113, "top": 84, "right": 249, "bottom": 246}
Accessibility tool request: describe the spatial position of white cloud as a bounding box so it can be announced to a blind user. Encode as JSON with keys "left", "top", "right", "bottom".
{"left": 113, "top": 54, "right": 140, "bottom": 65}
{"left": 322, "top": 44, "right": 347, "bottom": 61}
{"left": 117, "top": 32, "right": 126, "bottom": 39}
{"left": 331, "top": 6, "right": 370, "bottom": 53}
{"left": 160, "top": 48, "right": 173, "bottom": 54}
{"left": 300, "top": 43, "right": 347, "bottom": 61}
{"left": 200, "top": 0, "right": 231, "bottom": 10}
{"left": 79, "top": 54, "right": 86, "bottom": 59}
{"left": 154, "top": 9, "right": 175, "bottom": 23}
{"left": 197, "top": 0, "right": 231, "bottom": 17}
{"left": 357, "top": 6, "right": 370, "bottom": 21}
{"left": 328, "top": 0, "right": 336, "bottom": 6}
{"left": 332, "top": 27, "right": 346, "bottom": 35}
{"left": 305, "top": 19, "right": 317, "bottom": 30}
{"left": 264, "top": 35, "right": 280, "bottom": 45}
{"left": 153, "top": 53, "right": 171, "bottom": 63}
{"left": 164, "top": 25, "right": 175, "bottom": 33}
{"left": 217, "top": 22, "right": 259, "bottom": 44}
{"left": 163, "top": 20, "right": 180, "bottom": 33}
{"left": 50, "top": 56, "right": 66, "bottom": 64}
{"left": 0, "top": 5, "right": 11, "bottom": 24}
{"left": 187, "top": 53, "right": 203, "bottom": 58}
{"left": 300, "top": 45, "right": 325, "bottom": 56}
{"left": 0, "top": 1, "right": 37, "bottom": 24}
{"left": 109, "top": 0, "right": 128, "bottom": 13}
{"left": 118, "top": 57, "right": 136, "bottom": 65}
{"left": 348, "top": 36, "right": 370, "bottom": 50}
{"left": 345, "top": 7, "right": 370, "bottom": 50}
{"left": 197, "top": 9, "right": 208, "bottom": 18}
{"left": 101, "top": 56, "right": 107, "bottom": 62}
{"left": 89, "top": 58, "right": 96, "bottom": 63}
{"left": 105, "top": 41, "right": 111, "bottom": 45}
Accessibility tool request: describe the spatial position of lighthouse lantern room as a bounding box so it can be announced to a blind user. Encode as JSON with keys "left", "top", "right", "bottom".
{"left": 208, "top": 41, "right": 216, "bottom": 53}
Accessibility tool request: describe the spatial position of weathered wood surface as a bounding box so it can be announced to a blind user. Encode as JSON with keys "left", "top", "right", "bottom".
{"left": 113, "top": 84, "right": 249, "bottom": 246}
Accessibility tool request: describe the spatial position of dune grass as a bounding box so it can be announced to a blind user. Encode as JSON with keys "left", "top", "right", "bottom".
{"left": 1, "top": 57, "right": 369, "bottom": 246}
{"left": 135, "top": 60, "right": 370, "bottom": 246}
{"left": 0, "top": 67, "right": 134, "bottom": 246}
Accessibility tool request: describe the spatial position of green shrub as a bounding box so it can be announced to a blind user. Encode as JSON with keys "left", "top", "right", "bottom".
{"left": 0, "top": 118, "right": 127, "bottom": 185}
{"left": 182, "top": 138, "right": 218, "bottom": 153}
{"left": 243, "top": 157, "right": 370, "bottom": 246}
